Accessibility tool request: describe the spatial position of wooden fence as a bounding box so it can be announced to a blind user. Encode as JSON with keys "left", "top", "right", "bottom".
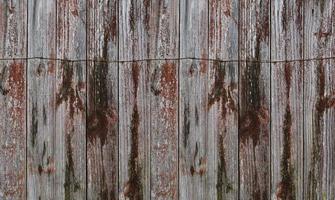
{"left": 0, "top": 0, "right": 334, "bottom": 199}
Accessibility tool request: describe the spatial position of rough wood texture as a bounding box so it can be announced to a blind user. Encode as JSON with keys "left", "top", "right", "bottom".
{"left": 119, "top": 61, "right": 150, "bottom": 200}
{"left": 87, "top": 0, "right": 118, "bottom": 199}
{"left": 27, "top": 0, "right": 56, "bottom": 199}
{"left": 271, "top": 0, "right": 304, "bottom": 199}
{"left": 239, "top": 0, "right": 270, "bottom": 199}
{"left": 209, "top": 0, "right": 239, "bottom": 199}
{"left": 0, "top": 1, "right": 26, "bottom": 199}
{"left": 179, "top": 0, "right": 209, "bottom": 199}
{"left": 150, "top": 60, "right": 178, "bottom": 200}
{"left": 304, "top": 1, "right": 335, "bottom": 199}
{"left": 55, "top": 1, "right": 87, "bottom": 199}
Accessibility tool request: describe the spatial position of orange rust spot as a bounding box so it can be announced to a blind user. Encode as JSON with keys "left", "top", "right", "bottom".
{"left": 8, "top": 61, "right": 24, "bottom": 101}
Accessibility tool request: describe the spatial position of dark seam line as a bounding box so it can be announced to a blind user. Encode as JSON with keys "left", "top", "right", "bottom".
{"left": 237, "top": 0, "right": 240, "bottom": 198}
{"left": 85, "top": 0, "right": 88, "bottom": 199}
{"left": 302, "top": 0, "right": 305, "bottom": 198}
{"left": 269, "top": 0, "right": 272, "bottom": 197}
{"left": 2, "top": 56, "right": 335, "bottom": 64}
{"left": 25, "top": 0, "right": 29, "bottom": 199}
{"left": 177, "top": 0, "right": 181, "bottom": 199}
{"left": 117, "top": 0, "right": 120, "bottom": 199}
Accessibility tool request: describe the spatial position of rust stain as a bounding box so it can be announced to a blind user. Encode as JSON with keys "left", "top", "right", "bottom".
{"left": 124, "top": 62, "right": 143, "bottom": 200}
{"left": 208, "top": 61, "right": 236, "bottom": 118}
{"left": 56, "top": 61, "right": 84, "bottom": 119}
{"left": 8, "top": 61, "right": 24, "bottom": 101}
{"left": 125, "top": 104, "right": 142, "bottom": 200}
{"left": 217, "top": 132, "right": 233, "bottom": 199}
{"left": 276, "top": 64, "right": 295, "bottom": 200}
{"left": 87, "top": 61, "right": 117, "bottom": 145}
{"left": 160, "top": 62, "right": 177, "bottom": 101}
{"left": 64, "top": 132, "right": 80, "bottom": 200}
{"left": 239, "top": 61, "right": 269, "bottom": 146}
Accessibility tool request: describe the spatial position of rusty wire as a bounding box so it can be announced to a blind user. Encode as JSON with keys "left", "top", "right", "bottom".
{"left": 0, "top": 56, "right": 334, "bottom": 63}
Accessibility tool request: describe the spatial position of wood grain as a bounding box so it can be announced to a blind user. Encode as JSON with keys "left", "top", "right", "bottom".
{"left": 87, "top": 0, "right": 119, "bottom": 199}
{"left": 55, "top": 1, "right": 87, "bottom": 199}
{"left": 0, "top": 1, "right": 26, "bottom": 199}
{"left": 304, "top": 1, "right": 335, "bottom": 199}
{"left": 270, "top": 0, "right": 304, "bottom": 199}
{"left": 208, "top": 0, "right": 239, "bottom": 199}
{"left": 27, "top": 0, "right": 56, "bottom": 199}
{"left": 119, "top": 61, "right": 150, "bottom": 200}
{"left": 239, "top": 0, "right": 270, "bottom": 199}
{"left": 179, "top": 0, "right": 209, "bottom": 199}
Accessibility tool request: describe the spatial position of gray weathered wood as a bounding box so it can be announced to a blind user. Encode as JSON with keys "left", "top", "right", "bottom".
{"left": 304, "top": 1, "right": 335, "bottom": 199}
{"left": 208, "top": 0, "right": 239, "bottom": 199}
{"left": 179, "top": 0, "right": 209, "bottom": 199}
{"left": 27, "top": 0, "right": 56, "bottom": 199}
{"left": 87, "top": 0, "right": 119, "bottom": 199}
{"left": 55, "top": 1, "right": 87, "bottom": 199}
{"left": 150, "top": 60, "right": 178, "bottom": 199}
{"left": 270, "top": 0, "right": 304, "bottom": 199}
{"left": 208, "top": 61, "right": 238, "bottom": 200}
{"left": 119, "top": 61, "right": 150, "bottom": 200}
{"left": 55, "top": 60, "right": 86, "bottom": 200}
{"left": 148, "top": 1, "right": 179, "bottom": 199}
{"left": 0, "top": 60, "right": 26, "bottom": 200}
{"left": 0, "top": 1, "right": 27, "bottom": 199}
{"left": 239, "top": 0, "right": 270, "bottom": 199}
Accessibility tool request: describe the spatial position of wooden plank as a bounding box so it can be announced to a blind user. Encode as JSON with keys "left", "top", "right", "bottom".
{"left": 270, "top": 0, "right": 304, "bottom": 199}
{"left": 0, "top": 0, "right": 27, "bottom": 58}
{"left": 119, "top": 0, "right": 149, "bottom": 61}
{"left": 0, "top": 60, "right": 26, "bottom": 199}
{"left": 55, "top": 1, "right": 87, "bottom": 199}
{"left": 207, "top": 61, "right": 238, "bottom": 200}
{"left": 27, "top": 0, "right": 56, "bottom": 199}
{"left": 0, "top": 1, "right": 27, "bottom": 199}
{"left": 179, "top": 0, "right": 208, "bottom": 199}
{"left": 208, "top": 0, "right": 239, "bottom": 199}
{"left": 304, "top": 1, "right": 335, "bottom": 199}
{"left": 209, "top": 0, "right": 238, "bottom": 60}
{"left": 148, "top": 1, "right": 179, "bottom": 199}
{"left": 239, "top": 0, "right": 270, "bottom": 199}
{"left": 86, "top": 1, "right": 118, "bottom": 199}
{"left": 119, "top": 61, "right": 150, "bottom": 199}
{"left": 179, "top": 60, "right": 208, "bottom": 200}
{"left": 271, "top": 63, "right": 304, "bottom": 199}
{"left": 55, "top": 60, "right": 86, "bottom": 200}
{"left": 150, "top": 60, "right": 178, "bottom": 199}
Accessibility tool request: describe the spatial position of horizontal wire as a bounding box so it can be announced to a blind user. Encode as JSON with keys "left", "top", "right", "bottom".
{"left": 0, "top": 56, "right": 335, "bottom": 63}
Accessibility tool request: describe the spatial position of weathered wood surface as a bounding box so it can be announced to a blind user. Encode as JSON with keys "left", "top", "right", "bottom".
{"left": 239, "top": 0, "right": 270, "bottom": 199}
{"left": 304, "top": 1, "right": 335, "bottom": 199}
{"left": 87, "top": 0, "right": 118, "bottom": 199}
{"left": 271, "top": 0, "right": 304, "bottom": 199}
{"left": 2, "top": 0, "right": 335, "bottom": 200}
{"left": 0, "top": 1, "right": 26, "bottom": 199}
{"left": 27, "top": 0, "right": 56, "bottom": 199}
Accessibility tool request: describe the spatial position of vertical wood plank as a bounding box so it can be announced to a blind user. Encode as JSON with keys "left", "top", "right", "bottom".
{"left": 207, "top": 61, "right": 238, "bottom": 200}
{"left": 119, "top": 61, "right": 150, "bottom": 200}
{"left": 0, "top": 1, "right": 27, "bottom": 199}
{"left": 270, "top": 0, "right": 304, "bottom": 199}
{"left": 150, "top": 60, "right": 178, "bottom": 199}
{"left": 119, "top": 1, "right": 150, "bottom": 199}
{"left": 148, "top": 1, "right": 179, "bottom": 199}
{"left": 27, "top": 0, "right": 56, "bottom": 199}
{"left": 208, "top": 0, "right": 239, "bottom": 199}
{"left": 55, "top": 1, "right": 87, "bottom": 199}
{"left": 239, "top": 0, "right": 270, "bottom": 199}
{"left": 179, "top": 0, "right": 208, "bottom": 199}
{"left": 87, "top": 0, "right": 119, "bottom": 199}
{"left": 304, "top": 1, "right": 335, "bottom": 199}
